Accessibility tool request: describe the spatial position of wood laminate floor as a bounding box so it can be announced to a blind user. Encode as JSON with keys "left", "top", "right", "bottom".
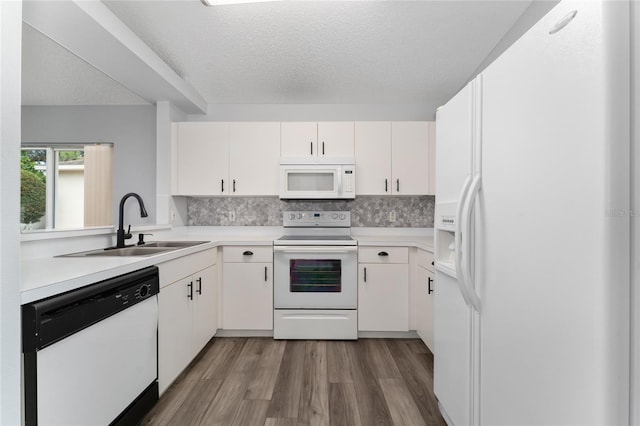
{"left": 143, "top": 338, "right": 447, "bottom": 426}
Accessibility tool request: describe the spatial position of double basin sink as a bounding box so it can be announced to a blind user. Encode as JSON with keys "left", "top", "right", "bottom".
{"left": 60, "top": 241, "right": 209, "bottom": 257}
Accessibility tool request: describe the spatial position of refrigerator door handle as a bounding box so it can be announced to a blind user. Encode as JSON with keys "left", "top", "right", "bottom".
{"left": 455, "top": 175, "right": 473, "bottom": 306}
{"left": 460, "top": 174, "right": 482, "bottom": 312}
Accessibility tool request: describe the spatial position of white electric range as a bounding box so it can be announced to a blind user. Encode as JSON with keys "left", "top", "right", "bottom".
{"left": 273, "top": 211, "right": 358, "bottom": 339}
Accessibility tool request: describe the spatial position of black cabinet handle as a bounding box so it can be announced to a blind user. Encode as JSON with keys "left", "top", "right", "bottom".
{"left": 396, "top": 179, "right": 400, "bottom": 192}
{"left": 385, "top": 179, "right": 388, "bottom": 192}
{"left": 243, "top": 250, "right": 254, "bottom": 256}
{"left": 364, "top": 267, "right": 367, "bottom": 283}
{"left": 428, "top": 276, "right": 433, "bottom": 294}
{"left": 378, "top": 251, "right": 389, "bottom": 257}
{"left": 310, "top": 141, "right": 313, "bottom": 155}
{"left": 264, "top": 266, "right": 268, "bottom": 282}
{"left": 187, "top": 281, "right": 193, "bottom": 300}
{"left": 196, "top": 277, "right": 202, "bottom": 295}
{"left": 322, "top": 141, "right": 325, "bottom": 155}
{"left": 221, "top": 179, "right": 224, "bottom": 193}
{"left": 233, "top": 179, "right": 236, "bottom": 193}
{"left": 432, "top": 261, "right": 435, "bottom": 266}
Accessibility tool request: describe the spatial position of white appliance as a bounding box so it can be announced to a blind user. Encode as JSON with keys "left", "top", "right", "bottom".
{"left": 273, "top": 211, "right": 358, "bottom": 339}
{"left": 279, "top": 158, "right": 356, "bottom": 199}
{"left": 22, "top": 267, "right": 159, "bottom": 426}
{"left": 434, "top": 1, "right": 631, "bottom": 425}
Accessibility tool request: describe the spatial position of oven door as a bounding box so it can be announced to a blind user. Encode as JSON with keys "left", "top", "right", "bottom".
{"left": 274, "top": 245, "right": 357, "bottom": 309}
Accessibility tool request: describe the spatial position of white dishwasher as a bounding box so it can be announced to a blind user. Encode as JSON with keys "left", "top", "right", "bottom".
{"left": 22, "top": 266, "right": 159, "bottom": 426}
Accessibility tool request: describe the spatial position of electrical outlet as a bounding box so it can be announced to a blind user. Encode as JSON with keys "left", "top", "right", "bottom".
{"left": 389, "top": 211, "right": 396, "bottom": 222}
{"left": 229, "top": 210, "right": 236, "bottom": 221}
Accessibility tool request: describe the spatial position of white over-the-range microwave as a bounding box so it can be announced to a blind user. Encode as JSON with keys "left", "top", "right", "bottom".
{"left": 279, "top": 158, "right": 356, "bottom": 199}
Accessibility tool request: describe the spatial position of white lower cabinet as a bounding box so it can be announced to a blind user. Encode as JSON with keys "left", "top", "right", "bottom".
{"left": 158, "top": 249, "right": 217, "bottom": 394}
{"left": 222, "top": 246, "right": 273, "bottom": 330}
{"left": 358, "top": 247, "right": 409, "bottom": 332}
{"left": 412, "top": 248, "right": 435, "bottom": 351}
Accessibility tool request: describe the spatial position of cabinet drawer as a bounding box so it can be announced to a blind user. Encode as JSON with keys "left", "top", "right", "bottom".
{"left": 158, "top": 248, "right": 216, "bottom": 288}
{"left": 223, "top": 246, "right": 273, "bottom": 263}
{"left": 416, "top": 249, "right": 434, "bottom": 272}
{"left": 358, "top": 247, "right": 408, "bottom": 264}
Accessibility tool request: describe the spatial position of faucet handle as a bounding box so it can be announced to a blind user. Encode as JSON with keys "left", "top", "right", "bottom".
{"left": 124, "top": 224, "right": 132, "bottom": 240}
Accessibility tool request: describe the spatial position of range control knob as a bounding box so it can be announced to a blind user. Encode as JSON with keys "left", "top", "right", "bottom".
{"left": 288, "top": 213, "right": 296, "bottom": 220}
{"left": 331, "top": 213, "right": 338, "bottom": 219}
{"left": 338, "top": 213, "right": 346, "bottom": 220}
{"left": 296, "top": 213, "right": 303, "bottom": 219}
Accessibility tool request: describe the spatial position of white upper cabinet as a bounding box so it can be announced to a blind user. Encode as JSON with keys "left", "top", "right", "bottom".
{"left": 391, "top": 121, "right": 431, "bottom": 195}
{"left": 355, "top": 121, "right": 393, "bottom": 195}
{"left": 281, "top": 122, "right": 354, "bottom": 158}
{"left": 427, "top": 122, "right": 436, "bottom": 195}
{"left": 229, "top": 122, "right": 280, "bottom": 195}
{"left": 355, "top": 121, "right": 434, "bottom": 195}
{"left": 281, "top": 122, "right": 317, "bottom": 157}
{"left": 317, "top": 122, "right": 355, "bottom": 157}
{"left": 173, "top": 122, "right": 280, "bottom": 196}
{"left": 174, "top": 122, "right": 229, "bottom": 196}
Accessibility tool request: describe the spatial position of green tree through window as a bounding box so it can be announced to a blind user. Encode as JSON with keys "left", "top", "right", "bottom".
{"left": 20, "top": 151, "right": 46, "bottom": 226}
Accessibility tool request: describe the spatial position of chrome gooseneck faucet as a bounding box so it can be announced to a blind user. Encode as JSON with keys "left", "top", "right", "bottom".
{"left": 116, "top": 192, "right": 148, "bottom": 248}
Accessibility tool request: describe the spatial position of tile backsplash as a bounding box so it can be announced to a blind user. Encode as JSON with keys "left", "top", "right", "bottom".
{"left": 187, "top": 195, "right": 434, "bottom": 227}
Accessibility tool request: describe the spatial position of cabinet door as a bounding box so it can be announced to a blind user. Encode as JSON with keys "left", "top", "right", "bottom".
{"left": 223, "top": 263, "right": 273, "bottom": 330}
{"left": 391, "top": 121, "right": 429, "bottom": 195}
{"left": 192, "top": 265, "right": 218, "bottom": 356}
{"left": 281, "top": 122, "right": 317, "bottom": 158}
{"left": 355, "top": 122, "right": 392, "bottom": 195}
{"left": 317, "top": 122, "right": 354, "bottom": 157}
{"left": 358, "top": 264, "right": 409, "bottom": 331}
{"left": 415, "top": 265, "right": 434, "bottom": 351}
{"left": 427, "top": 121, "right": 436, "bottom": 195}
{"left": 229, "top": 122, "right": 280, "bottom": 195}
{"left": 158, "top": 276, "right": 194, "bottom": 394}
{"left": 175, "top": 122, "right": 229, "bottom": 195}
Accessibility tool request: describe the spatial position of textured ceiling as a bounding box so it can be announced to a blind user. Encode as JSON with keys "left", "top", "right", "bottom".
{"left": 22, "top": 0, "right": 535, "bottom": 108}
{"left": 22, "top": 24, "right": 150, "bottom": 106}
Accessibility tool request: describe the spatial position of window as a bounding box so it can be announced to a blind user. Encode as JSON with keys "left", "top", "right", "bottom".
{"left": 20, "top": 144, "right": 114, "bottom": 231}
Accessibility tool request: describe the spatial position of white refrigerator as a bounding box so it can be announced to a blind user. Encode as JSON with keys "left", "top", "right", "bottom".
{"left": 434, "top": 1, "right": 631, "bottom": 425}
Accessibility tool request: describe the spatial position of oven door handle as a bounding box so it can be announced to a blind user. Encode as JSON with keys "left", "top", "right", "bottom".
{"left": 274, "top": 246, "right": 358, "bottom": 254}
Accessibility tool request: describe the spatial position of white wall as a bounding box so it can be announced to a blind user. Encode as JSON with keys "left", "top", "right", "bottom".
{"left": 21, "top": 105, "right": 157, "bottom": 227}
{"left": 156, "top": 101, "right": 187, "bottom": 225}
{"left": 0, "top": 2, "right": 23, "bottom": 424}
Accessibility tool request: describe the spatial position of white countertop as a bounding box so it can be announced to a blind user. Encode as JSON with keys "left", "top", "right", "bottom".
{"left": 20, "top": 228, "right": 279, "bottom": 305}
{"left": 21, "top": 226, "right": 433, "bottom": 305}
{"left": 354, "top": 235, "right": 433, "bottom": 252}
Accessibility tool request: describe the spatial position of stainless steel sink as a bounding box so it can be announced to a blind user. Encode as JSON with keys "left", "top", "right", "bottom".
{"left": 139, "top": 241, "right": 209, "bottom": 248}
{"left": 59, "top": 246, "right": 176, "bottom": 257}
{"left": 58, "top": 241, "right": 209, "bottom": 257}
